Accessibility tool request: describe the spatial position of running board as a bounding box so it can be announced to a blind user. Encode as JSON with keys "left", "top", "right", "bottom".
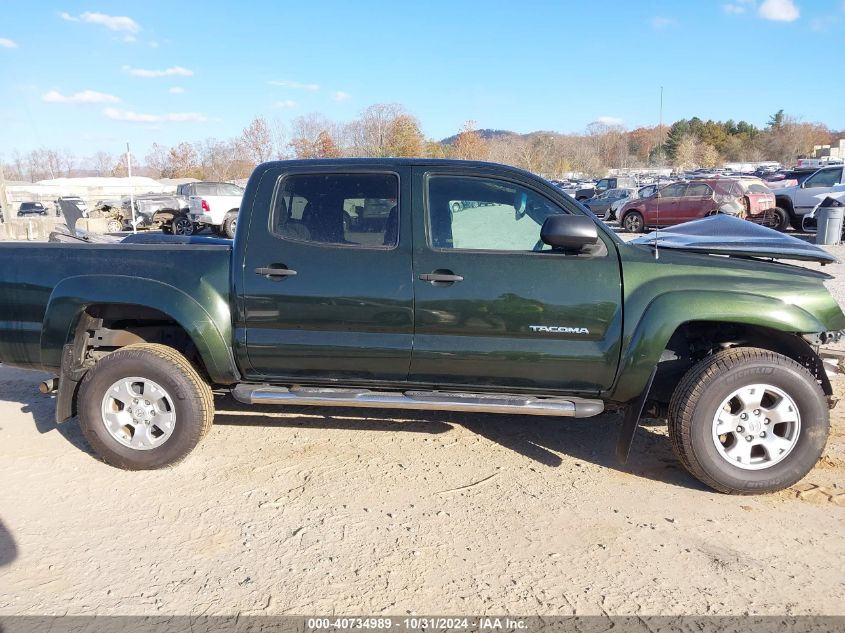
{"left": 231, "top": 385, "right": 604, "bottom": 418}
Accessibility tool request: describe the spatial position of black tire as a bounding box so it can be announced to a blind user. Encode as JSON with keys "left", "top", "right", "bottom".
{"left": 668, "top": 347, "right": 828, "bottom": 494}
{"left": 772, "top": 207, "right": 789, "bottom": 232}
{"left": 171, "top": 214, "right": 194, "bottom": 236}
{"left": 222, "top": 213, "right": 237, "bottom": 239}
{"left": 78, "top": 343, "right": 214, "bottom": 470}
{"left": 622, "top": 211, "right": 645, "bottom": 233}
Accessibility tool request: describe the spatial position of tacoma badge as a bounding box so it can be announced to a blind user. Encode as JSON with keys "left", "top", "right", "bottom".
{"left": 529, "top": 325, "right": 590, "bottom": 334}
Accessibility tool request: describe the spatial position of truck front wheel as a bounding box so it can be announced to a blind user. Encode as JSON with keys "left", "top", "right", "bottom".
{"left": 668, "top": 347, "right": 828, "bottom": 494}
{"left": 222, "top": 213, "right": 238, "bottom": 239}
{"left": 77, "top": 343, "right": 214, "bottom": 470}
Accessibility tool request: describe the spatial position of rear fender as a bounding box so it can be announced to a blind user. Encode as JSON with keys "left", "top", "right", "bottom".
{"left": 40, "top": 275, "right": 238, "bottom": 384}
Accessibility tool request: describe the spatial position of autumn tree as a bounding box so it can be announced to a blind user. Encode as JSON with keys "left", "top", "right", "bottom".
{"left": 452, "top": 121, "right": 488, "bottom": 161}
{"left": 289, "top": 114, "right": 343, "bottom": 158}
{"left": 385, "top": 114, "right": 424, "bottom": 157}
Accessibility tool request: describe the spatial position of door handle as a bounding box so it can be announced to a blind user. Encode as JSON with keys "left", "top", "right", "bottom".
{"left": 255, "top": 266, "right": 297, "bottom": 278}
{"left": 419, "top": 272, "right": 463, "bottom": 284}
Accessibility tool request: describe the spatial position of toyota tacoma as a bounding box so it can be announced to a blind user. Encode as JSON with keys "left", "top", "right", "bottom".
{"left": 0, "top": 158, "right": 843, "bottom": 494}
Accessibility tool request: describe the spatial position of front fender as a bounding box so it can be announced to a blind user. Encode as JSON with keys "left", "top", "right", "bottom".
{"left": 609, "top": 290, "right": 829, "bottom": 403}
{"left": 40, "top": 275, "right": 238, "bottom": 384}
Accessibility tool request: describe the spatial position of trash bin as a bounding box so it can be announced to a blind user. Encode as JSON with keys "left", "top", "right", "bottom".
{"left": 815, "top": 197, "right": 845, "bottom": 245}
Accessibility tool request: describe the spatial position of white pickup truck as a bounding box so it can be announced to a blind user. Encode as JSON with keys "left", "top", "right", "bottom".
{"left": 184, "top": 182, "right": 244, "bottom": 238}
{"left": 772, "top": 164, "right": 844, "bottom": 230}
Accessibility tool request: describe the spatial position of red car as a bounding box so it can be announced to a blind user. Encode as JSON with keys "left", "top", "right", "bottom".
{"left": 618, "top": 178, "right": 776, "bottom": 233}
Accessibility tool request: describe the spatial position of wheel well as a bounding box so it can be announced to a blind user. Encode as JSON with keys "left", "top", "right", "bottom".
{"left": 651, "top": 321, "right": 830, "bottom": 404}
{"left": 775, "top": 196, "right": 795, "bottom": 216}
{"left": 74, "top": 304, "right": 211, "bottom": 382}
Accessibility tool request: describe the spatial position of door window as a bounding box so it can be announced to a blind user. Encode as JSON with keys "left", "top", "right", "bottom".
{"left": 803, "top": 168, "right": 842, "bottom": 189}
{"left": 686, "top": 183, "right": 713, "bottom": 197}
{"left": 273, "top": 173, "right": 399, "bottom": 248}
{"left": 660, "top": 183, "right": 686, "bottom": 198}
{"left": 427, "top": 176, "right": 565, "bottom": 251}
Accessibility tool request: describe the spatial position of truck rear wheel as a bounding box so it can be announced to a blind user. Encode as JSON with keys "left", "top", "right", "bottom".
{"left": 78, "top": 344, "right": 214, "bottom": 470}
{"left": 668, "top": 347, "right": 828, "bottom": 494}
{"left": 222, "top": 213, "right": 237, "bottom": 239}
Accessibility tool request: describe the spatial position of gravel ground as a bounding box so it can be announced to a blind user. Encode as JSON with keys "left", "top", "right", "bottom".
{"left": 0, "top": 237, "right": 844, "bottom": 616}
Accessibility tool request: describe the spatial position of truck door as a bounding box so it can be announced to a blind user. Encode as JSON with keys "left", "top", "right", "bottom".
{"left": 237, "top": 165, "right": 413, "bottom": 382}
{"left": 794, "top": 167, "right": 844, "bottom": 215}
{"left": 409, "top": 167, "right": 622, "bottom": 394}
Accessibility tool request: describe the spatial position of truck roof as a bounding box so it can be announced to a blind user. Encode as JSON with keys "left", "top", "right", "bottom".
{"left": 258, "top": 158, "right": 541, "bottom": 179}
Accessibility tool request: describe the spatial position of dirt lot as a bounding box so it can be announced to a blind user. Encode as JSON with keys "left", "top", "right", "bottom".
{"left": 1, "top": 244, "right": 844, "bottom": 616}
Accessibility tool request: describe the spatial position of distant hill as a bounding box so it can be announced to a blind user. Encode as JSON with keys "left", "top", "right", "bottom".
{"left": 441, "top": 129, "right": 517, "bottom": 145}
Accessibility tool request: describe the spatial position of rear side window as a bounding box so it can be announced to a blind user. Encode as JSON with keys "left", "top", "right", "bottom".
{"left": 218, "top": 183, "right": 244, "bottom": 196}
{"left": 686, "top": 183, "right": 713, "bottom": 197}
{"left": 746, "top": 183, "right": 770, "bottom": 194}
{"left": 194, "top": 183, "right": 217, "bottom": 196}
{"left": 272, "top": 173, "right": 399, "bottom": 248}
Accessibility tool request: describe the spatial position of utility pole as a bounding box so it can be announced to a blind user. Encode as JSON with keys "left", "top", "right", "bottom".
{"left": 127, "top": 142, "right": 136, "bottom": 234}
{"left": 0, "top": 160, "right": 8, "bottom": 223}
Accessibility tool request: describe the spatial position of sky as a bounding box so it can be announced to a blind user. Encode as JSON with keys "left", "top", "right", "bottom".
{"left": 1, "top": 0, "right": 844, "bottom": 160}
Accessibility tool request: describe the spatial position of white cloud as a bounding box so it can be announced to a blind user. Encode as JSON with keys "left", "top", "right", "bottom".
{"left": 722, "top": 3, "right": 748, "bottom": 15}
{"left": 274, "top": 99, "right": 297, "bottom": 109}
{"left": 331, "top": 91, "right": 351, "bottom": 102}
{"left": 594, "top": 116, "right": 624, "bottom": 126}
{"left": 103, "top": 107, "right": 207, "bottom": 123}
{"left": 168, "top": 86, "right": 185, "bottom": 94}
{"left": 149, "top": 40, "right": 160, "bottom": 48}
{"left": 43, "top": 89, "right": 121, "bottom": 104}
{"left": 122, "top": 65, "right": 193, "bottom": 78}
{"left": 0, "top": 37, "right": 17, "bottom": 48}
{"left": 268, "top": 80, "right": 320, "bottom": 92}
{"left": 61, "top": 11, "right": 141, "bottom": 33}
{"left": 650, "top": 16, "right": 676, "bottom": 29}
{"left": 758, "top": 0, "right": 799, "bottom": 21}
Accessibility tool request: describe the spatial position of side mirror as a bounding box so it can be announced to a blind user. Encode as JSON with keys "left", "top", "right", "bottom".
{"left": 540, "top": 215, "right": 598, "bottom": 251}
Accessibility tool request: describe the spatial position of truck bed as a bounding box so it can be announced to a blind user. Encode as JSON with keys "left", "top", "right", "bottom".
{"left": 0, "top": 241, "right": 232, "bottom": 372}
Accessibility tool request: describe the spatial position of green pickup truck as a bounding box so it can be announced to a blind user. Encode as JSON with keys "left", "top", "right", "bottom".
{"left": 1, "top": 159, "right": 844, "bottom": 494}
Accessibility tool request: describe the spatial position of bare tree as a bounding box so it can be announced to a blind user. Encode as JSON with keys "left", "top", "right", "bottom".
{"left": 167, "top": 142, "right": 201, "bottom": 178}
{"left": 239, "top": 116, "right": 274, "bottom": 166}
{"left": 348, "top": 103, "right": 407, "bottom": 156}
{"left": 290, "top": 113, "right": 343, "bottom": 158}
{"left": 197, "top": 138, "right": 240, "bottom": 180}
{"left": 145, "top": 143, "right": 172, "bottom": 178}
{"left": 91, "top": 151, "right": 114, "bottom": 177}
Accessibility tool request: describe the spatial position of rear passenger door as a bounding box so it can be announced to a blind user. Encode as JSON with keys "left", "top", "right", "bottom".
{"left": 679, "top": 182, "right": 714, "bottom": 221}
{"left": 238, "top": 165, "right": 413, "bottom": 383}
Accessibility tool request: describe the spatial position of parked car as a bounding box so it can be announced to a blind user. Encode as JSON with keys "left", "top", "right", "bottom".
{"left": 617, "top": 178, "right": 768, "bottom": 232}
{"left": 122, "top": 194, "right": 193, "bottom": 235}
{"left": 17, "top": 201, "right": 48, "bottom": 216}
{"left": 581, "top": 187, "right": 635, "bottom": 220}
{"left": 575, "top": 176, "right": 635, "bottom": 201}
{"left": 0, "top": 159, "right": 843, "bottom": 495}
{"left": 769, "top": 165, "right": 845, "bottom": 230}
{"left": 54, "top": 196, "right": 88, "bottom": 218}
{"left": 186, "top": 182, "right": 244, "bottom": 238}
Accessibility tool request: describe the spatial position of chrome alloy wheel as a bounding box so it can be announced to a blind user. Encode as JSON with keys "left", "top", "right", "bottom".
{"left": 712, "top": 383, "right": 801, "bottom": 470}
{"left": 101, "top": 377, "right": 176, "bottom": 450}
